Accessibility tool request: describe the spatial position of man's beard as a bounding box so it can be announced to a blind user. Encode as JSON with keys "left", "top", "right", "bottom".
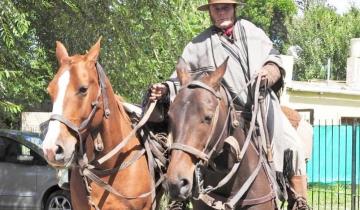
{"left": 210, "top": 14, "right": 236, "bottom": 29}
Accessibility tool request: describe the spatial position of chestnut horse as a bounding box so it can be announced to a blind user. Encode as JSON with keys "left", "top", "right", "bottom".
{"left": 42, "top": 39, "right": 160, "bottom": 210}
{"left": 165, "top": 58, "right": 278, "bottom": 210}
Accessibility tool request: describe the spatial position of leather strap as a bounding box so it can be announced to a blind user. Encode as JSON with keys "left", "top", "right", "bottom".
{"left": 187, "top": 80, "right": 222, "bottom": 99}
{"left": 96, "top": 62, "right": 110, "bottom": 118}
{"left": 96, "top": 101, "right": 157, "bottom": 165}
{"left": 238, "top": 191, "right": 275, "bottom": 206}
{"left": 89, "top": 148, "right": 145, "bottom": 176}
{"left": 83, "top": 168, "right": 164, "bottom": 199}
{"left": 224, "top": 136, "right": 241, "bottom": 160}
{"left": 192, "top": 75, "right": 278, "bottom": 209}
{"left": 225, "top": 154, "right": 263, "bottom": 208}
{"left": 170, "top": 143, "right": 209, "bottom": 161}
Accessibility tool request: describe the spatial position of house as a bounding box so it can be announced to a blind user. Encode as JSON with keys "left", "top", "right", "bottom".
{"left": 280, "top": 38, "right": 360, "bottom": 125}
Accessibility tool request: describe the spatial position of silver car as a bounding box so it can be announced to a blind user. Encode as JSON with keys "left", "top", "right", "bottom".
{"left": 0, "top": 129, "right": 72, "bottom": 210}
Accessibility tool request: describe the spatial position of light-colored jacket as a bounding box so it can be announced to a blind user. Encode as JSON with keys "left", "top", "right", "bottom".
{"left": 166, "top": 19, "right": 306, "bottom": 174}
{"left": 171, "top": 19, "right": 284, "bottom": 107}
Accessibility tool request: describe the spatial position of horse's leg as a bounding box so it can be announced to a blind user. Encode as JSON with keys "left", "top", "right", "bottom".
{"left": 70, "top": 167, "right": 91, "bottom": 210}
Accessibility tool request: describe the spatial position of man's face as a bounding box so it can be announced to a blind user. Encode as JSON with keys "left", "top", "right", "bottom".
{"left": 209, "top": 4, "right": 235, "bottom": 29}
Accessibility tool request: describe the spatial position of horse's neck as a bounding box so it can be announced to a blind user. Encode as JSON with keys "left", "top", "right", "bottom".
{"left": 96, "top": 84, "right": 138, "bottom": 167}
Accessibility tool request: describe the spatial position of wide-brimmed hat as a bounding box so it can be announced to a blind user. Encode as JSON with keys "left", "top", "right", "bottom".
{"left": 198, "top": 0, "right": 243, "bottom": 11}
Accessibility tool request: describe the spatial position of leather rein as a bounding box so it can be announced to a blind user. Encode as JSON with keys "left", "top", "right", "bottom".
{"left": 169, "top": 78, "right": 276, "bottom": 210}
{"left": 48, "top": 62, "right": 163, "bottom": 210}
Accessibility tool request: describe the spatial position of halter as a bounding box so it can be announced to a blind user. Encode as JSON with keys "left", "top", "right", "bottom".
{"left": 49, "top": 62, "right": 109, "bottom": 162}
{"left": 48, "top": 62, "right": 163, "bottom": 210}
{"left": 170, "top": 80, "right": 229, "bottom": 166}
{"left": 169, "top": 77, "right": 277, "bottom": 210}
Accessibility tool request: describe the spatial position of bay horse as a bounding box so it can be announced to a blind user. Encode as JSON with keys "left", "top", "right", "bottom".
{"left": 165, "top": 58, "right": 278, "bottom": 210}
{"left": 42, "top": 39, "right": 161, "bottom": 210}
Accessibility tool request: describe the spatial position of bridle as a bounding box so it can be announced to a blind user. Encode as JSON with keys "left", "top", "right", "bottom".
{"left": 169, "top": 77, "right": 277, "bottom": 210}
{"left": 170, "top": 80, "right": 230, "bottom": 166}
{"left": 49, "top": 62, "right": 110, "bottom": 165}
{"left": 48, "top": 62, "right": 163, "bottom": 210}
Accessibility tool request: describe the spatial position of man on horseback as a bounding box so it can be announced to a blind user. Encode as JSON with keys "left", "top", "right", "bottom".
{"left": 147, "top": 0, "right": 309, "bottom": 209}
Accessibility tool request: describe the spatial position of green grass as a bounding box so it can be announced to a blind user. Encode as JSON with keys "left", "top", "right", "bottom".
{"left": 308, "top": 183, "right": 360, "bottom": 210}
{"left": 158, "top": 183, "right": 360, "bottom": 210}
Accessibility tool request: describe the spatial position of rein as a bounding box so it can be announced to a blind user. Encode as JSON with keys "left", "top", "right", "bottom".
{"left": 170, "top": 76, "right": 276, "bottom": 209}
{"left": 48, "top": 62, "right": 163, "bottom": 209}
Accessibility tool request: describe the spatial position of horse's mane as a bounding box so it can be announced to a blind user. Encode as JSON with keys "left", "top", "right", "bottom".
{"left": 113, "top": 94, "right": 131, "bottom": 122}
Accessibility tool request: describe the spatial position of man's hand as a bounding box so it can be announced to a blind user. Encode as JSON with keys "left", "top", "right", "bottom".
{"left": 256, "top": 62, "right": 281, "bottom": 88}
{"left": 149, "top": 83, "right": 168, "bottom": 102}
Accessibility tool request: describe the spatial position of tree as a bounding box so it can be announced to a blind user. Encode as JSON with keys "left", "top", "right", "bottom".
{"left": 0, "top": 0, "right": 209, "bottom": 128}
{"left": 287, "top": 5, "right": 360, "bottom": 81}
{"left": 295, "top": 0, "right": 326, "bottom": 11}
{"left": 0, "top": 0, "right": 52, "bottom": 128}
{"left": 238, "top": 0, "right": 297, "bottom": 51}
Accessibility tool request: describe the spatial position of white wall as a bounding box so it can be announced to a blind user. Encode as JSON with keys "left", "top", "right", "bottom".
{"left": 21, "top": 112, "right": 51, "bottom": 133}
{"left": 281, "top": 90, "right": 360, "bottom": 124}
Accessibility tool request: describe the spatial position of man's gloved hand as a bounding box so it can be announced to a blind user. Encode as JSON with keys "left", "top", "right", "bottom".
{"left": 149, "top": 83, "right": 168, "bottom": 102}
{"left": 256, "top": 62, "right": 281, "bottom": 88}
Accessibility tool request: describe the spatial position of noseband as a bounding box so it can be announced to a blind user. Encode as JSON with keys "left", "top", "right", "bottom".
{"left": 49, "top": 62, "right": 110, "bottom": 163}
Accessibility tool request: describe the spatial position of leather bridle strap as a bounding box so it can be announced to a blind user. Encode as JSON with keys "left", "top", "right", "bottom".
{"left": 48, "top": 62, "right": 108, "bottom": 158}
{"left": 94, "top": 101, "right": 157, "bottom": 165}
{"left": 194, "top": 75, "right": 276, "bottom": 209}
{"left": 187, "top": 81, "right": 222, "bottom": 99}
{"left": 237, "top": 75, "right": 262, "bottom": 161}
{"left": 96, "top": 62, "right": 110, "bottom": 118}
{"left": 90, "top": 148, "right": 146, "bottom": 176}
{"left": 49, "top": 90, "right": 100, "bottom": 156}
{"left": 197, "top": 152, "right": 267, "bottom": 210}
{"left": 171, "top": 143, "right": 209, "bottom": 162}
{"left": 83, "top": 167, "right": 165, "bottom": 199}
{"left": 169, "top": 80, "right": 222, "bottom": 163}
{"left": 225, "top": 151, "right": 264, "bottom": 209}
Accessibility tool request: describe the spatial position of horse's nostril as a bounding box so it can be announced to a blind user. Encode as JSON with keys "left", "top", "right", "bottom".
{"left": 179, "top": 179, "right": 189, "bottom": 188}
{"left": 55, "top": 145, "right": 64, "bottom": 154}
{"left": 55, "top": 145, "right": 65, "bottom": 161}
{"left": 178, "top": 178, "right": 191, "bottom": 198}
{"left": 167, "top": 177, "right": 191, "bottom": 200}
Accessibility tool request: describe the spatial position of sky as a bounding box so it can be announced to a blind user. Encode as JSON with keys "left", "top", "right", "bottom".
{"left": 326, "top": 0, "right": 360, "bottom": 14}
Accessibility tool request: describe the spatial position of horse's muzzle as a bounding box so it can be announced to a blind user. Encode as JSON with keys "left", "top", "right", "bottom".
{"left": 165, "top": 177, "right": 192, "bottom": 201}
{"left": 43, "top": 145, "right": 74, "bottom": 168}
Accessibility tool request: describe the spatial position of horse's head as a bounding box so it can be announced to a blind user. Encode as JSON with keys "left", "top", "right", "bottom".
{"left": 166, "top": 58, "right": 230, "bottom": 200}
{"left": 42, "top": 39, "right": 105, "bottom": 168}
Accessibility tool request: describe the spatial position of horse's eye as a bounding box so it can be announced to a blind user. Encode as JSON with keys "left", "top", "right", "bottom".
{"left": 204, "top": 114, "right": 213, "bottom": 124}
{"left": 79, "top": 86, "right": 88, "bottom": 95}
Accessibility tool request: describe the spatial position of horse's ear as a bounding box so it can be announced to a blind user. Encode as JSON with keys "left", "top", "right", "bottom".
{"left": 176, "top": 57, "right": 190, "bottom": 86}
{"left": 207, "top": 57, "right": 228, "bottom": 88}
{"left": 56, "top": 41, "right": 69, "bottom": 65}
{"left": 86, "top": 37, "right": 102, "bottom": 62}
